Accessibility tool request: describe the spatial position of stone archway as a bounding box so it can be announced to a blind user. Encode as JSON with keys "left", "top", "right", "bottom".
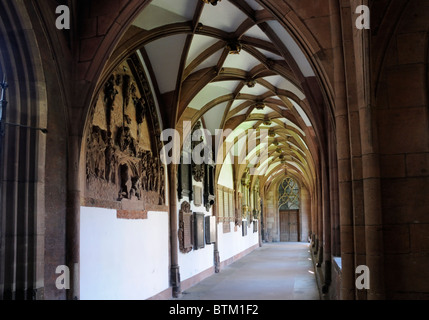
{"left": 0, "top": 0, "right": 49, "bottom": 300}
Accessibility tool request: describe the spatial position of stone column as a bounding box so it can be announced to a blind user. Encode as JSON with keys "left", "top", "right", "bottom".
{"left": 0, "top": 79, "right": 8, "bottom": 300}
{"left": 213, "top": 200, "right": 220, "bottom": 273}
{"left": 300, "top": 186, "right": 311, "bottom": 243}
{"left": 168, "top": 163, "right": 181, "bottom": 298}
{"left": 358, "top": 75, "right": 385, "bottom": 300}
{"left": 316, "top": 163, "right": 323, "bottom": 265}
{"left": 329, "top": 126, "right": 340, "bottom": 257}
{"left": 66, "top": 134, "right": 81, "bottom": 300}
{"left": 329, "top": 0, "right": 356, "bottom": 300}
{"left": 310, "top": 187, "right": 318, "bottom": 249}
{"left": 322, "top": 157, "right": 332, "bottom": 292}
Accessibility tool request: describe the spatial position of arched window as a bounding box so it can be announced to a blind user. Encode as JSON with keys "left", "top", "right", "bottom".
{"left": 278, "top": 177, "right": 300, "bottom": 210}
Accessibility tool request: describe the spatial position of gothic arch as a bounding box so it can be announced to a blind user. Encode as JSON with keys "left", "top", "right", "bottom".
{"left": 0, "top": 0, "right": 49, "bottom": 300}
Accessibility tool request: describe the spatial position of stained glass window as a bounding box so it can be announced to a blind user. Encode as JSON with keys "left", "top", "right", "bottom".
{"left": 278, "top": 177, "right": 300, "bottom": 210}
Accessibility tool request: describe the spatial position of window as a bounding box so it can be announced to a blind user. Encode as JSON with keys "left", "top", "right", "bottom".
{"left": 278, "top": 177, "right": 300, "bottom": 210}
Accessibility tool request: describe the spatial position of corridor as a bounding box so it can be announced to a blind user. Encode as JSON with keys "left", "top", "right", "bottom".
{"left": 177, "top": 243, "right": 320, "bottom": 300}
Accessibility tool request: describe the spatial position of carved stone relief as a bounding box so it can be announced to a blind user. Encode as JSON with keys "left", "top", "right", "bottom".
{"left": 85, "top": 55, "right": 166, "bottom": 216}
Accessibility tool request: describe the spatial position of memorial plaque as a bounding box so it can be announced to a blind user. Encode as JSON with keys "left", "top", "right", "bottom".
{"left": 194, "top": 213, "right": 205, "bottom": 250}
{"left": 218, "top": 189, "right": 224, "bottom": 217}
{"left": 223, "top": 221, "right": 231, "bottom": 234}
{"left": 194, "top": 186, "right": 203, "bottom": 207}
{"left": 223, "top": 190, "right": 229, "bottom": 218}
{"left": 183, "top": 213, "right": 193, "bottom": 249}
{"left": 179, "top": 201, "right": 193, "bottom": 254}
{"left": 178, "top": 159, "right": 192, "bottom": 201}
{"left": 242, "top": 220, "right": 248, "bottom": 237}
{"left": 228, "top": 191, "right": 234, "bottom": 218}
{"left": 253, "top": 221, "right": 258, "bottom": 233}
{"left": 205, "top": 216, "right": 216, "bottom": 244}
{"left": 204, "top": 164, "right": 215, "bottom": 211}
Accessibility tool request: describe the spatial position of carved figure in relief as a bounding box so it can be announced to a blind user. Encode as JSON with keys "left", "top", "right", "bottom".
{"left": 86, "top": 130, "right": 97, "bottom": 179}
{"left": 122, "top": 75, "right": 131, "bottom": 109}
{"left": 116, "top": 126, "right": 137, "bottom": 157}
{"left": 139, "top": 150, "right": 153, "bottom": 192}
{"left": 159, "top": 168, "right": 165, "bottom": 205}
{"left": 141, "top": 167, "right": 148, "bottom": 192}
{"left": 118, "top": 164, "right": 130, "bottom": 199}
{"left": 134, "top": 177, "right": 142, "bottom": 200}
{"left": 147, "top": 163, "right": 153, "bottom": 192}
{"left": 104, "top": 75, "right": 118, "bottom": 132}
{"left": 129, "top": 176, "right": 139, "bottom": 200}
{"left": 134, "top": 96, "right": 146, "bottom": 125}
{"left": 152, "top": 157, "right": 159, "bottom": 192}
{"left": 105, "top": 132, "right": 117, "bottom": 183}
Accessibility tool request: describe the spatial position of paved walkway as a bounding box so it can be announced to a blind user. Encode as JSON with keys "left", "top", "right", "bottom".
{"left": 177, "top": 242, "right": 320, "bottom": 300}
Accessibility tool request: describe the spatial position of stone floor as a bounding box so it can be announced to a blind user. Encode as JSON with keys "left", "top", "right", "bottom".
{"left": 176, "top": 242, "right": 320, "bottom": 300}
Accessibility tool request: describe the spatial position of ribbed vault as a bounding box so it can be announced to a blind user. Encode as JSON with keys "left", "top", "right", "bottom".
{"left": 112, "top": 0, "right": 321, "bottom": 193}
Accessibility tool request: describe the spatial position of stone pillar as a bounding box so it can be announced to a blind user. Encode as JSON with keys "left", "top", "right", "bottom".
{"left": 213, "top": 200, "right": 220, "bottom": 273}
{"left": 168, "top": 163, "right": 181, "bottom": 298}
{"left": 329, "top": 126, "right": 340, "bottom": 257}
{"left": 322, "top": 157, "right": 332, "bottom": 292}
{"left": 66, "top": 134, "right": 81, "bottom": 300}
{"left": 316, "top": 163, "right": 323, "bottom": 266}
{"left": 300, "top": 186, "right": 311, "bottom": 243}
{"left": 310, "top": 187, "right": 318, "bottom": 250}
{"left": 0, "top": 79, "right": 7, "bottom": 300}
{"left": 355, "top": 0, "right": 385, "bottom": 299}
{"left": 329, "top": 0, "right": 356, "bottom": 300}
{"left": 359, "top": 96, "right": 385, "bottom": 300}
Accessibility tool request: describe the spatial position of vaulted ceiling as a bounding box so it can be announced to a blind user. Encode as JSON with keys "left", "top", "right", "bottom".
{"left": 116, "top": 0, "right": 320, "bottom": 191}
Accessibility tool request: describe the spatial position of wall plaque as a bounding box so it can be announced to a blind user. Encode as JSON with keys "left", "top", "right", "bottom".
{"left": 194, "top": 186, "right": 203, "bottom": 207}
{"left": 242, "top": 220, "right": 248, "bottom": 237}
{"left": 218, "top": 189, "right": 224, "bottom": 217}
{"left": 179, "top": 202, "right": 193, "bottom": 254}
{"left": 253, "top": 221, "right": 258, "bottom": 233}
{"left": 205, "top": 216, "right": 216, "bottom": 244}
{"left": 223, "top": 221, "right": 231, "bottom": 234}
{"left": 204, "top": 164, "right": 215, "bottom": 212}
{"left": 194, "top": 213, "right": 205, "bottom": 250}
{"left": 178, "top": 156, "right": 192, "bottom": 201}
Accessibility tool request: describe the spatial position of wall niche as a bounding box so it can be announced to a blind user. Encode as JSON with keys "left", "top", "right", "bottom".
{"left": 84, "top": 54, "right": 167, "bottom": 217}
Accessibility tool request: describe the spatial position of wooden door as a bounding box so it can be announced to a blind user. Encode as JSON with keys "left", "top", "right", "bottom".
{"left": 279, "top": 210, "right": 299, "bottom": 242}
{"left": 289, "top": 211, "right": 299, "bottom": 242}
{"left": 280, "top": 211, "right": 289, "bottom": 241}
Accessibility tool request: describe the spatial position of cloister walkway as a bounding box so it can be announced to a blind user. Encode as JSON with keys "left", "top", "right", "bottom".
{"left": 176, "top": 242, "right": 320, "bottom": 300}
